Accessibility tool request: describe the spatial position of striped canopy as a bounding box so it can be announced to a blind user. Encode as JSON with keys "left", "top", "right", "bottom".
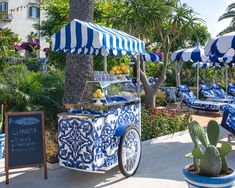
{"left": 171, "top": 44, "right": 208, "bottom": 62}
{"left": 205, "top": 32, "right": 235, "bottom": 58}
{"left": 51, "top": 19, "right": 145, "bottom": 56}
{"left": 144, "top": 52, "right": 162, "bottom": 62}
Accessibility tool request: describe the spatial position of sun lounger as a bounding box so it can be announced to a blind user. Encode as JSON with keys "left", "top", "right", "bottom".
{"left": 221, "top": 104, "right": 235, "bottom": 135}
{"left": 211, "top": 83, "right": 233, "bottom": 99}
{"left": 200, "top": 84, "right": 217, "bottom": 99}
{"left": 200, "top": 84, "right": 233, "bottom": 103}
{"left": 177, "top": 85, "right": 225, "bottom": 112}
{"left": 228, "top": 83, "right": 235, "bottom": 96}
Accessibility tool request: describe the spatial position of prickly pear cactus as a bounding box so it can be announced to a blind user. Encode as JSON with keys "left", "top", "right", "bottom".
{"left": 200, "top": 145, "right": 222, "bottom": 177}
{"left": 207, "top": 120, "right": 219, "bottom": 146}
{"left": 188, "top": 121, "right": 208, "bottom": 147}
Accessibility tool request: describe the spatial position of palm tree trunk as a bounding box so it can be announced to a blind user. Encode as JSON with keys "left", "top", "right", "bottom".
{"left": 64, "top": 0, "right": 95, "bottom": 104}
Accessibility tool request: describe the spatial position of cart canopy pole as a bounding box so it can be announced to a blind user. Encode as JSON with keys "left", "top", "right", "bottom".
{"left": 104, "top": 56, "right": 108, "bottom": 72}
{"left": 137, "top": 54, "right": 141, "bottom": 98}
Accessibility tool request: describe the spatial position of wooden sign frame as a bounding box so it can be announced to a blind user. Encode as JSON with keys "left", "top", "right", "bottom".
{"left": 5, "top": 111, "right": 47, "bottom": 184}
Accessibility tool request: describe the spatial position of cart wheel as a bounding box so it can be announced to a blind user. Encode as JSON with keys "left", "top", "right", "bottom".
{"left": 118, "top": 126, "right": 141, "bottom": 177}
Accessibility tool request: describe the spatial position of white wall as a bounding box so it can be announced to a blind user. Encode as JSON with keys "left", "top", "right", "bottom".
{"left": 0, "top": 0, "right": 48, "bottom": 57}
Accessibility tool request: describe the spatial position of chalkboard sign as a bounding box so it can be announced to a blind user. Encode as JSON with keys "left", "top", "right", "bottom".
{"left": 5, "top": 111, "right": 47, "bottom": 184}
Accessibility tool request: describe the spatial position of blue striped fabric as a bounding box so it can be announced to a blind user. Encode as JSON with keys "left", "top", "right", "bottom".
{"left": 51, "top": 19, "right": 145, "bottom": 56}
{"left": 143, "top": 52, "right": 162, "bottom": 62}
{"left": 205, "top": 32, "right": 235, "bottom": 58}
{"left": 171, "top": 44, "right": 208, "bottom": 62}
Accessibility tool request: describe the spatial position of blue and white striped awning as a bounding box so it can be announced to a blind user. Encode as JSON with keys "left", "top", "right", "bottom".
{"left": 144, "top": 52, "right": 162, "bottom": 62}
{"left": 171, "top": 44, "right": 208, "bottom": 62}
{"left": 205, "top": 32, "right": 235, "bottom": 58}
{"left": 51, "top": 19, "right": 145, "bottom": 56}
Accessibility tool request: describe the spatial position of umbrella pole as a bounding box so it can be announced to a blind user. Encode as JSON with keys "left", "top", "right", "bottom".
{"left": 137, "top": 54, "right": 141, "bottom": 98}
{"left": 197, "top": 64, "right": 199, "bottom": 99}
{"left": 226, "top": 66, "right": 228, "bottom": 93}
{"left": 104, "top": 56, "right": 108, "bottom": 72}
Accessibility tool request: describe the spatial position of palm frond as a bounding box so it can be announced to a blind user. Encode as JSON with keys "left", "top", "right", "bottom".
{"left": 226, "top": 2, "right": 235, "bottom": 11}
{"left": 218, "top": 11, "right": 235, "bottom": 21}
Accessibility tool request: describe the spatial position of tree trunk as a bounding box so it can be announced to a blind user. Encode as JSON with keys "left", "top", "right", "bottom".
{"left": 134, "top": 49, "right": 169, "bottom": 110}
{"left": 64, "top": 0, "right": 95, "bottom": 104}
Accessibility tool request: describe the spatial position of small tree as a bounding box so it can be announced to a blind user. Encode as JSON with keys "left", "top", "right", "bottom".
{"left": 104, "top": 0, "right": 203, "bottom": 109}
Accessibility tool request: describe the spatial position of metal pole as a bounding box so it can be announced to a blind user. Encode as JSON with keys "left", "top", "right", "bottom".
{"left": 197, "top": 63, "right": 199, "bottom": 99}
{"left": 137, "top": 54, "right": 141, "bottom": 98}
{"left": 226, "top": 65, "right": 228, "bottom": 93}
{"left": 104, "top": 56, "right": 108, "bottom": 72}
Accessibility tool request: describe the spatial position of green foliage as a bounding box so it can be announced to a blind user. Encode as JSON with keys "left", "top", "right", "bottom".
{"left": 0, "top": 28, "right": 21, "bottom": 70}
{"left": 0, "top": 64, "right": 64, "bottom": 129}
{"left": 141, "top": 106, "right": 192, "bottom": 141}
{"left": 0, "top": 104, "right": 3, "bottom": 134}
{"left": 187, "top": 120, "right": 232, "bottom": 177}
{"left": 35, "top": 0, "right": 69, "bottom": 37}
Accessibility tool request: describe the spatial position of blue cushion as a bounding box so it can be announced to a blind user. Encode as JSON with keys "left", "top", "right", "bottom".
{"left": 200, "top": 84, "right": 210, "bottom": 91}
{"left": 178, "top": 85, "right": 190, "bottom": 92}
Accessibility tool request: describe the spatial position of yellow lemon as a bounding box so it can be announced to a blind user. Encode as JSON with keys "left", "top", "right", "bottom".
{"left": 112, "top": 66, "right": 117, "bottom": 71}
{"left": 93, "top": 93, "right": 98, "bottom": 98}
{"left": 96, "top": 89, "right": 102, "bottom": 93}
{"left": 100, "top": 93, "right": 105, "bottom": 98}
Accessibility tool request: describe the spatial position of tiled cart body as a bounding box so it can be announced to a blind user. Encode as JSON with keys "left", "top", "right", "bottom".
{"left": 58, "top": 103, "right": 140, "bottom": 172}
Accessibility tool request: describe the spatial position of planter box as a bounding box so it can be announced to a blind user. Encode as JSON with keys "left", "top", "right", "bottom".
{"left": 183, "top": 164, "right": 235, "bottom": 188}
{"left": 0, "top": 133, "right": 5, "bottom": 159}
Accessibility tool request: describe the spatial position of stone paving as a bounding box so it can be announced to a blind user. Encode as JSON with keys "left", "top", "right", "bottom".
{"left": 0, "top": 112, "right": 233, "bottom": 188}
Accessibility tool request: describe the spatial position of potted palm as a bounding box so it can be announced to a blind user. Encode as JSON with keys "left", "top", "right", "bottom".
{"left": 183, "top": 120, "right": 235, "bottom": 188}
{"left": 0, "top": 104, "right": 4, "bottom": 159}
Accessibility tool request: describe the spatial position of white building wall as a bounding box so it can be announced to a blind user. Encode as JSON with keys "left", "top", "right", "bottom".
{"left": 0, "top": 0, "right": 48, "bottom": 57}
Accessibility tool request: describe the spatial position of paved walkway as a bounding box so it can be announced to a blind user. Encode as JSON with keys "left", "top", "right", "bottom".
{"left": 0, "top": 113, "right": 234, "bottom": 188}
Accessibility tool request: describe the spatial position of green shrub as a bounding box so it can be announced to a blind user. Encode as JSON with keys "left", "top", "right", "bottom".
{"left": 0, "top": 64, "right": 64, "bottom": 130}
{"left": 141, "top": 106, "right": 192, "bottom": 141}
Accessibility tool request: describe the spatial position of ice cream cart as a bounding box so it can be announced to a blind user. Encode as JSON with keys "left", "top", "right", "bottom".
{"left": 51, "top": 19, "right": 145, "bottom": 177}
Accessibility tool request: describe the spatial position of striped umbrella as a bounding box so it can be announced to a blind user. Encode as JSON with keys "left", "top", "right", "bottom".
{"left": 171, "top": 44, "right": 208, "bottom": 62}
{"left": 51, "top": 19, "right": 145, "bottom": 56}
{"left": 144, "top": 52, "right": 162, "bottom": 62}
{"left": 171, "top": 44, "right": 209, "bottom": 98}
{"left": 205, "top": 32, "right": 235, "bottom": 58}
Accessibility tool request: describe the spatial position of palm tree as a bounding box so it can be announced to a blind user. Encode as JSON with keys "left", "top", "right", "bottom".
{"left": 218, "top": 2, "right": 235, "bottom": 34}
{"left": 64, "top": 0, "right": 95, "bottom": 104}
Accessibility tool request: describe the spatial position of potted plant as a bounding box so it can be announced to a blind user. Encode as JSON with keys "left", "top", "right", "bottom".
{"left": 183, "top": 120, "right": 235, "bottom": 188}
{"left": 0, "top": 104, "right": 5, "bottom": 159}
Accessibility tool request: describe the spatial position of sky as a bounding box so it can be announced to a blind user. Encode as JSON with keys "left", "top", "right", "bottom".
{"left": 180, "top": 0, "right": 234, "bottom": 38}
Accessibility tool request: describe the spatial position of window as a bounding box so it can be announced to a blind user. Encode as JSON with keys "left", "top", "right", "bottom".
{"left": 29, "top": 6, "right": 40, "bottom": 19}
{"left": 0, "top": 1, "right": 11, "bottom": 21}
{"left": 0, "top": 1, "right": 8, "bottom": 13}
